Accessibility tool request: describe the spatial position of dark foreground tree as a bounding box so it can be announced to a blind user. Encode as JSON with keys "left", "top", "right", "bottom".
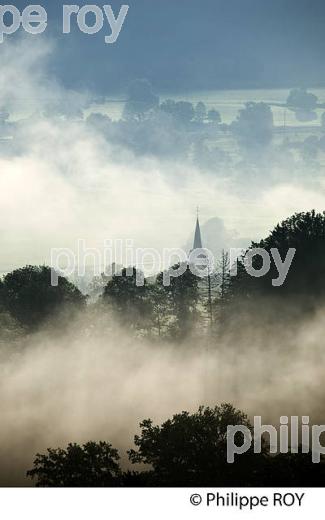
{"left": 1, "top": 266, "right": 85, "bottom": 330}
{"left": 26, "top": 404, "right": 325, "bottom": 487}
{"left": 27, "top": 442, "right": 121, "bottom": 487}
{"left": 128, "top": 404, "right": 265, "bottom": 486}
{"left": 266, "top": 451, "right": 325, "bottom": 487}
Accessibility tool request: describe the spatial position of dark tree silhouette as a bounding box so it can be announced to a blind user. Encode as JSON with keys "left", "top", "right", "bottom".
{"left": 27, "top": 442, "right": 121, "bottom": 487}
{"left": 157, "top": 263, "right": 199, "bottom": 339}
{"left": 1, "top": 266, "right": 85, "bottom": 330}
{"left": 266, "top": 451, "right": 325, "bottom": 486}
{"left": 128, "top": 404, "right": 264, "bottom": 486}
{"left": 147, "top": 283, "right": 170, "bottom": 337}
{"left": 103, "top": 267, "right": 152, "bottom": 331}
{"left": 212, "top": 250, "right": 231, "bottom": 331}
{"left": 26, "top": 405, "right": 325, "bottom": 487}
{"left": 227, "top": 210, "right": 325, "bottom": 324}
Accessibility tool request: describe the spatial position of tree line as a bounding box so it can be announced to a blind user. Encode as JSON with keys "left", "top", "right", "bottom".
{"left": 26, "top": 403, "right": 325, "bottom": 487}
{"left": 1, "top": 211, "right": 325, "bottom": 341}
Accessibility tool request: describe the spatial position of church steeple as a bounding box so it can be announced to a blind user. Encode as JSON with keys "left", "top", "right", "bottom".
{"left": 193, "top": 207, "right": 203, "bottom": 250}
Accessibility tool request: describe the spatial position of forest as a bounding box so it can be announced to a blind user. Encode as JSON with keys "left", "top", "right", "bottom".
{"left": 1, "top": 210, "right": 325, "bottom": 486}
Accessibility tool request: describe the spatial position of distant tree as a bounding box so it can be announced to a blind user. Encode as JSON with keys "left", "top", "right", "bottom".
{"left": 207, "top": 108, "right": 221, "bottom": 123}
{"left": 103, "top": 267, "right": 152, "bottom": 331}
{"left": 159, "top": 99, "right": 176, "bottom": 116}
{"left": 194, "top": 101, "right": 207, "bottom": 123}
{"left": 231, "top": 102, "right": 273, "bottom": 148}
{"left": 123, "top": 79, "right": 159, "bottom": 122}
{"left": 87, "top": 272, "right": 115, "bottom": 302}
{"left": 157, "top": 263, "right": 199, "bottom": 339}
{"left": 286, "top": 88, "right": 318, "bottom": 122}
{"left": 214, "top": 250, "right": 231, "bottom": 329}
{"left": 287, "top": 88, "right": 318, "bottom": 112}
{"left": 128, "top": 404, "right": 264, "bottom": 486}
{"left": 174, "top": 101, "right": 195, "bottom": 125}
{"left": 218, "top": 250, "right": 231, "bottom": 301}
{"left": 27, "top": 442, "right": 121, "bottom": 487}
{"left": 1, "top": 266, "right": 85, "bottom": 331}
{"left": 160, "top": 100, "right": 195, "bottom": 125}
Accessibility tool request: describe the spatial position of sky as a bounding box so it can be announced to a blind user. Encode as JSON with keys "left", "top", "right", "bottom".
{"left": 0, "top": 1, "right": 325, "bottom": 273}
{"left": 0, "top": 32, "right": 325, "bottom": 272}
{"left": 11, "top": 0, "right": 325, "bottom": 94}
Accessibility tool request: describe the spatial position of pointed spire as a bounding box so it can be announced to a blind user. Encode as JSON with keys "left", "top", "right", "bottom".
{"left": 193, "top": 212, "right": 203, "bottom": 250}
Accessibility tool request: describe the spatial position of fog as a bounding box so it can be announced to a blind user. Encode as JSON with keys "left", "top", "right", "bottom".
{"left": 0, "top": 306, "right": 324, "bottom": 485}
{"left": 1, "top": 36, "right": 325, "bottom": 485}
